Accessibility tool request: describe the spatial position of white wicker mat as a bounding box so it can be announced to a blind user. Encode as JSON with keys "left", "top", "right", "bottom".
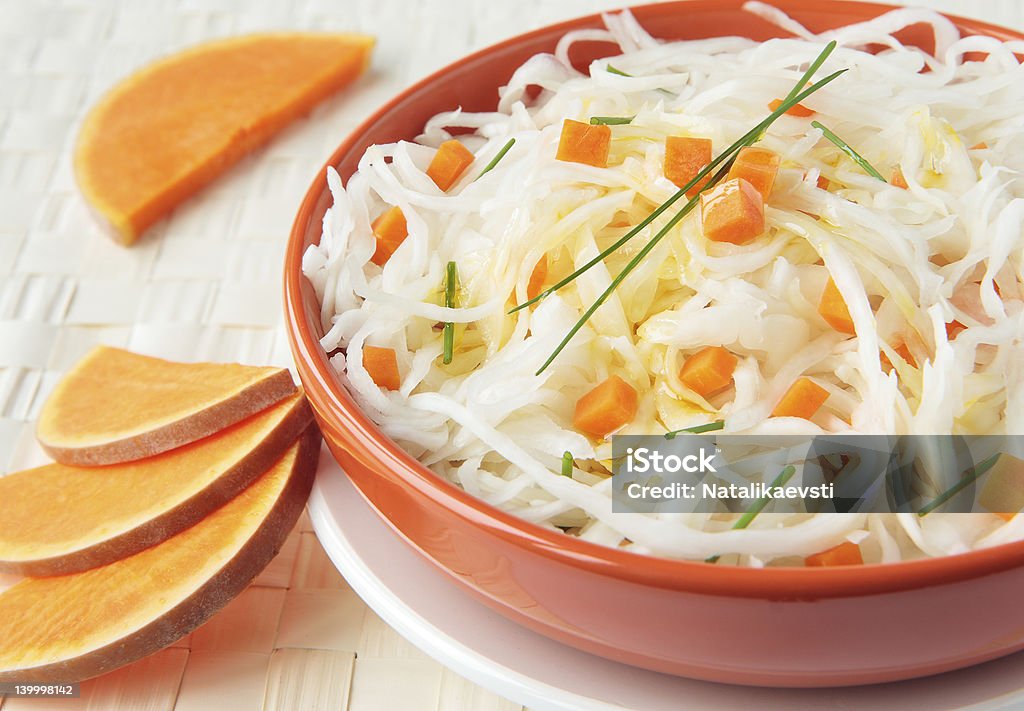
{"left": 1, "top": 1, "right": 1022, "bottom": 709}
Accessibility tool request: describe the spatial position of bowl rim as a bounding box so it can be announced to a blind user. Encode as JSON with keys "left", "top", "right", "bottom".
{"left": 284, "top": 0, "right": 1024, "bottom": 600}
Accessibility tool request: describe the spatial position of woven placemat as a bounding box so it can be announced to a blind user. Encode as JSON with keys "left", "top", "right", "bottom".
{"left": 2, "top": 0, "right": 1023, "bottom": 709}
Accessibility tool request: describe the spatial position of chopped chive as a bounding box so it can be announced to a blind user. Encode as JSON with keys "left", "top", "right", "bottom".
{"left": 532, "top": 68, "right": 847, "bottom": 373}
{"left": 590, "top": 116, "right": 634, "bottom": 125}
{"left": 665, "top": 420, "right": 725, "bottom": 439}
{"left": 734, "top": 466, "right": 798, "bottom": 529}
{"left": 917, "top": 453, "right": 1001, "bottom": 517}
{"left": 706, "top": 465, "right": 797, "bottom": 563}
{"left": 475, "top": 138, "right": 516, "bottom": 180}
{"left": 561, "top": 451, "right": 574, "bottom": 477}
{"left": 811, "top": 121, "right": 886, "bottom": 182}
{"left": 442, "top": 261, "right": 458, "bottom": 364}
{"left": 510, "top": 63, "right": 845, "bottom": 319}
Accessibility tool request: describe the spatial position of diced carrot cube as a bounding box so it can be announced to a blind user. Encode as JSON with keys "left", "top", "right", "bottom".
{"left": 769, "top": 98, "right": 814, "bottom": 117}
{"left": 700, "top": 178, "right": 765, "bottom": 245}
{"left": 680, "top": 346, "right": 738, "bottom": 398}
{"left": 573, "top": 374, "right": 638, "bottom": 438}
{"left": 891, "top": 167, "right": 909, "bottom": 189}
{"left": 970, "top": 142, "right": 988, "bottom": 150}
{"left": 556, "top": 119, "right": 611, "bottom": 168}
{"left": 527, "top": 257, "right": 548, "bottom": 300}
{"left": 771, "top": 377, "right": 829, "bottom": 419}
{"left": 816, "top": 175, "right": 830, "bottom": 190}
{"left": 805, "top": 541, "right": 863, "bottom": 567}
{"left": 664, "top": 136, "right": 712, "bottom": 197}
{"left": 426, "top": 140, "right": 475, "bottom": 191}
{"left": 817, "top": 278, "right": 855, "bottom": 335}
{"left": 946, "top": 320, "right": 966, "bottom": 340}
{"left": 363, "top": 346, "right": 400, "bottom": 390}
{"left": 977, "top": 454, "right": 1024, "bottom": 520}
{"left": 726, "top": 146, "right": 780, "bottom": 201}
{"left": 370, "top": 206, "right": 408, "bottom": 266}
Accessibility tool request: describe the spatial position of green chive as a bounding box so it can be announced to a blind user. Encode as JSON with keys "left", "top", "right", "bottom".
{"left": 811, "top": 121, "right": 886, "bottom": 182}
{"left": 917, "top": 453, "right": 1001, "bottom": 517}
{"left": 590, "top": 116, "right": 634, "bottom": 125}
{"left": 605, "top": 64, "right": 675, "bottom": 97}
{"left": 561, "top": 451, "right": 574, "bottom": 477}
{"left": 707, "top": 465, "right": 797, "bottom": 563}
{"left": 476, "top": 138, "right": 516, "bottom": 180}
{"left": 510, "top": 61, "right": 844, "bottom": 318}
{"left": 665, "top": 420, "right": 725, "bottom": 439}
{"left": 532, "top": 65, "right": 846, "bottom": 374}
{"left": 442, "top": 261, "right": 458, "bottom": 364}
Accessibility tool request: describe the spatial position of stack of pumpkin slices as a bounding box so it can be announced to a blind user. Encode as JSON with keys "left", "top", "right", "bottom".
{"left": 0, "top": 346, "right": 320, "bottom": 683}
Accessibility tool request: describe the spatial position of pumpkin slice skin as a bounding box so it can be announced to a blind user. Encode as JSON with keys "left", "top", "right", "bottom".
{"left": 0, "top": 427, "right": 320, "bottom": 684}
{"left": 37, "top": 346, "right": 297, "bottom": 466}
{"left": 74, "top": 32, "right": 375, "bottom": 244}
{"left": 0, "top": 392, "right": 312, "bottom": 576}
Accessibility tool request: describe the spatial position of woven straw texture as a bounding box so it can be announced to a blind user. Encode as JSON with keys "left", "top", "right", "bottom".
{"left": 1, "top": 0, "right": 1022, "bottom": 709}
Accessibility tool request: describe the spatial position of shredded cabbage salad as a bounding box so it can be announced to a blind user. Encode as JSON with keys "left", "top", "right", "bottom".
{"left": 303, "top": 2, "right": 1024, "bottom": 566}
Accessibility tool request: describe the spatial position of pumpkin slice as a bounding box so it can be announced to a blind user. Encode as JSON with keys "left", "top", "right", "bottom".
{"left": 0, "top": 427, "right": 319, "bottom": 684}
{"left": 37, "top": 346, "right": 297, "bottom": 466}
{"left": 0, "top": 392, "right": 312, "bottom": 576}
{"left": 74, "top": 33, "right": 375, "bottom": 244}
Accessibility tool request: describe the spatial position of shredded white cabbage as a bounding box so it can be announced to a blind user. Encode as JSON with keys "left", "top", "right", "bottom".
{"left": 304, "top": 3, "right": 1024, "bottom": 565}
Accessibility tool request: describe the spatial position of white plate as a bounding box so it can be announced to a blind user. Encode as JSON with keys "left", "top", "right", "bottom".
{"left": 307, "top": 453, "right": 1024, "bottom": 711}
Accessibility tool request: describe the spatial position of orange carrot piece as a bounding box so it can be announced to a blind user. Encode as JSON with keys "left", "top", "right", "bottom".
{"left": 890, "top": 167, "right": 909, "bottom": 189}
{"left": 363, "top": 346, "right": 400, "bottom": 391}
{"left": 881, "top": 342, "right": 917, "bottom": 373}
{"left": 726, "top": 146, "right": 780, "bottom": 201}
{"left": 573, "top": 374, "right": 638, "bottom": 438}
{"left": 771, "top": 378, "right": 829, "bottom": 419}
{"left": 555, "top": 119, "right": 611, "bottom": 168}
{"left": 946, "top": 320, "right": 966, "bottom": 340}
{"left": 805, "top": 541, "right": 863, "bottom": 567}
{"left": 527, "top": 257, "right": 548, "bottom": 300}
{"left": 817, "top": 278, "right": 855, "bottom": 335}
{"left": 700, "top": 178, "right": 765, "bottom": 245}
{"left": 769, "top": 98, "right": 814, "bottom": 117}
{"left": 680, "top": 346, "right": 738, "bottom": 398}
{"left": 970, "top": 142, "right": 988, "bottom": 150}
{"left": 370, "top": 206, "right": 408, "bottom": 266}
{"left": 816, "top": 175, "right": 830, "bottom": 190}
{"left": 664, "top": 136, "right": 712, "bottom": 197}
{"left": 426, "top": 139, "right": 475, "bottom": 191}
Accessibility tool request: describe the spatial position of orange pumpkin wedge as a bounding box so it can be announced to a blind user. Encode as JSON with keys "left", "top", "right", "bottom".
{"left": 0, "top": 392, "right": 312, "bottom": 576}
{"left": 0, "top": 428, "right": 319, "bottom": 684}
{"left": 36, "top": 346, "right": 296, "bottom": 466}
{"left": 74, "top": 33, "right": 375, "bottom": 244}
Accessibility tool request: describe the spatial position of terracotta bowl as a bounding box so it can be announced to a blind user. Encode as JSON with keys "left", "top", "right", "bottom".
{"left": 284, "top": 0, "right": 1024, "bottom": 687}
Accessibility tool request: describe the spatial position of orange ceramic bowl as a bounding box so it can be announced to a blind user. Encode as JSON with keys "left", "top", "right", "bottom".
{"left": 284, "top": 0, "right": 1024, "bottom": 687}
